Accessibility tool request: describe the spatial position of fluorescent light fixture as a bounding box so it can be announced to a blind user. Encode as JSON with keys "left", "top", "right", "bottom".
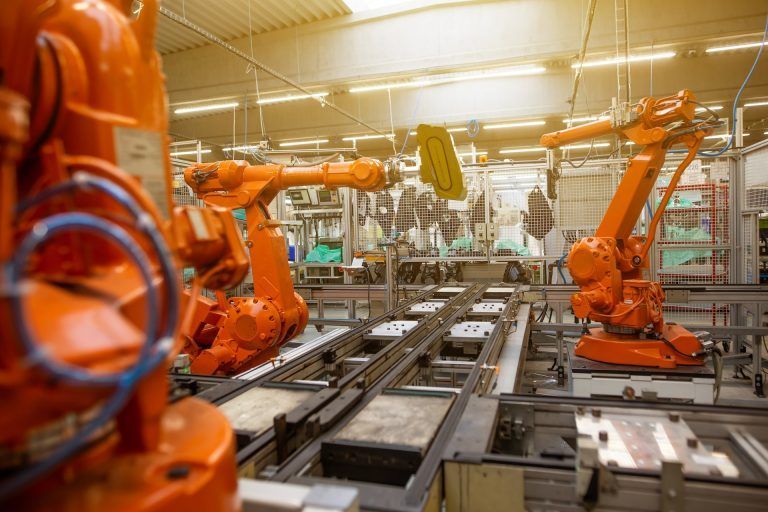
{"left": 765, "top": 131, "right": 768, "bottom": 136}
{"left": 430, "top": 66, "right": 546, "bottom": 86}
{"left": 223, "top": 145, "right": 259, "bottom": 153}
{"left": 745, "top": 100, "right": 768, "bottom": 108}
{"left": 457, "top": 151, "right": 488, "bottom": 157}
{"left": 257, "top": 92, "right": 328, "bottom": 105}
{"left": 499, "top": 147, "right": 548, "bottom": 154}
{"left": 562, "top": 115, "right": 609, "bottom": 124}
{"left": 342, "top": 133, "right": 395, "bottom": 142}
{"left": 350, "top": 65, "right": 545, "bottom": 93}
{"left": 279, "top": 139, "right": 329, "bottom": 148}
{"left": 705, "top": 134, "right": 750, "bottom": 140}
{"left": 706, "top": 41, "right": 768, "bottom": 53}
{"left": 484, "top": 120, "right": 546, "bottom": 130}
{"left": 695, "top": 105, "right": 723, "bottom": 112}
{"left": 174, "top": 102, "right": 239, "bottom": 114}
{"left": 561, "top": 143, "right": 610, "bottom": 150}
{"left": 351, "top": 80, "right": 430, "bottom": 94}
{"left": 574, "top": 51, "right": 676, "bottom": 69}
{"left": 170, "top": 149, "right": 212, "bottom": 157}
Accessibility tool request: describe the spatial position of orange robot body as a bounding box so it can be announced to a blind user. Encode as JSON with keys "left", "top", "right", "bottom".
{"left": 182, "top": 157, "right": 393, "bottom": 375}
{"left": 1, "top": 0, "right": 246, "bottom": 509}
{"left": 542, "top": 90, "right": 714, "bottom": 368}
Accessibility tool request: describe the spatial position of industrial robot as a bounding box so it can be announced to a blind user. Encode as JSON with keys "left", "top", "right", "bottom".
{"left": 182, "top": 156, "right": 399, "bottom": 375}
{"left": 541, "top": 89, "right": 719, "bottom": 368}
{"left": 0, "top": 1, "right": 249, "bottom": 509}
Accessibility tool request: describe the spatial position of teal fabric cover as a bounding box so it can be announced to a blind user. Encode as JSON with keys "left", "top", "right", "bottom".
{"left": 305, "top": 244, "right": 343, "bottom": 263}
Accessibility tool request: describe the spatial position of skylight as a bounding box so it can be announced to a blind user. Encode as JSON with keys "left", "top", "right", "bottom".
{"left": 343, "top": 0, "right": 417, "bottom": 14}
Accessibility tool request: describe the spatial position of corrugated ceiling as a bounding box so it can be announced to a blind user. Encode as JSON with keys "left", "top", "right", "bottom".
{"left": 156, "top": 0, "right": 352, "bottom": 54}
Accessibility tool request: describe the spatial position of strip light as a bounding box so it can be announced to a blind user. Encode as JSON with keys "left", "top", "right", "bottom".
{"left": 499, "top": 147, "right": 547, "bottom": 154}
{"left": 704, "top": 134, "right": 750, "bottom": 140}
{"left": 574, "top": 51, "right": 676, "bottom": 69}
{"left": 170, "top": 149, "right": 212, "bottom": 157}
{"left": 279, "top": 139, "right": 329, "bottom": 148}
{"left": 257, "top": 92, "right": 328, "bottom": 105}
{"left": 706, "top": 41, "right": 768, "bottom": 53}
{"left": 561, "top": 142, "right": 610, "bottom": 150}
{"left": 350, "top": 65, "right": 545, "bottom": 93}
{"left": 174, "top": 101, "right": 239, "bottom": 114}
{"left": 484, "top": 120, "right": 546, "bottom": 130}
{"left": 745, "top": 100, "right": 768, "bottom": 108}
{"left": 695, "top": 105, "right": 724, "bottom": 113}
{"left": 342, "top": 133, "right": 395, "bottom": 142}
{"left": 223, "top": 145, "right": 259, "bottom": 153}
{"left": 457, "top": 151, "right": 488, "bottom": 157}
{"left": 562, "top": 115, "right": 610, "bottom": 124}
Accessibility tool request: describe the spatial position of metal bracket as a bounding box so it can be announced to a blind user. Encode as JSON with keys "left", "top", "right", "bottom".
{"left": 522, "top": 290, "right": 545, "bottom": 303}
{"left": 660, "top": 460, "right": 685, "bottom": 512}
{"left": 665, "top": 289, "right": 690, "bottom": 304}
{"left": 494, "top": 403, "right": 534, "bottom": 456}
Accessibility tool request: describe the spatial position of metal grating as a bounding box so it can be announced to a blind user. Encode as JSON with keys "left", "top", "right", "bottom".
{"left": 354, "top": 163, "right": 621, "bottom": 262}
{"left": 654, "top": 157, "right": 733, "bottom": 326}
{"left": 744, "top": 143, "right": 768, "bottom": 211}
{"left": 742, "top": 213, "right": 757, "bottom": 284}
{"left": 156, "top": 0, "right": 352, "bottom": 54}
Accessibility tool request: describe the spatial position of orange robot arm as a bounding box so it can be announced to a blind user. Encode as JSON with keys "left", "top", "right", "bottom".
{"left": 0, "top": 0, "right": 244, "bottom": 508}
{"left": 181, "top": 157, "right": 394, "bottom": 375}
{"left": 540, "top": 90, "right": 716, "bottom": 368}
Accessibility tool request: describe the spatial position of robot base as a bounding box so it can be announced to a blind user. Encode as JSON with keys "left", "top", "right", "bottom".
{"left": 575, "top": 324, "right": 705, "bottom": 369}
{"left": 567, "top": 343, "right": 715, "bottom": 404}
{"left": 9, "top": 398, "right": 239, "bottom": 512}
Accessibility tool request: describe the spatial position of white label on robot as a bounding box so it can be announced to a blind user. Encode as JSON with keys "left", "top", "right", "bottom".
{"left": 113, "top": 126, "right": 169, "bottom": 217}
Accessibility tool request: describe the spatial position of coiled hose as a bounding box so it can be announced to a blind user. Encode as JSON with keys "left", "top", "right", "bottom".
{"left": 0, "top": 173, "right": 180, "bottom": 499}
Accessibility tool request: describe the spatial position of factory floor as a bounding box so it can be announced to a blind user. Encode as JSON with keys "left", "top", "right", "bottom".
{"left": 297, "top": 304, "right": 768, "bottom": 409}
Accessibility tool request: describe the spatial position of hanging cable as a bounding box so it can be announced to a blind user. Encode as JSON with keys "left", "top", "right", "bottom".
{"left": 691, "top": 10, "right": 768, "bottom": 157}
{"left": 387, "top": 88, "right": 397, "bottom": 155}
{"left": 246, "top": 0, "right": 266, "bottom": 140}
{"left": 160, "top": 6, "right": 394, "bottom": 142}
{"left": 1, "top": 174, "right": 180, "bottom": 499}
{"left": 398, "top": 84, "right": 427, "bottom": 156}
{"left": 563, "top": 0, "right": 598, "bottom": 162}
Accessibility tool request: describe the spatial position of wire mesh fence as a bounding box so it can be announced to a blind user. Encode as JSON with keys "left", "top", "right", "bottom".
{"left": 354, "top": 162, "right": 622, "bottom": 262}
{"left": 744, "top": 143, "right": 768, "bottom": 211}
{"left": 171, "top": 159, "right": 253, "bottom": 297}
{"left": 654, "top": 156, "right": 733, "bottom": 325}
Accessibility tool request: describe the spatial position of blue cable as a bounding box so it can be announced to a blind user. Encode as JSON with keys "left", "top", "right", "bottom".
{"left": 671, "top": 11, "right": 767, "bottom": 157}
{"left": 9, "top": 213, "right": 160, "bottom": 386}
{"left": 1, "top": 175, "right": 181, "bottom": 500}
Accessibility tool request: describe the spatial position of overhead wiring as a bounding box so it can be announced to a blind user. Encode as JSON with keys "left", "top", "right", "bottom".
{"left": 693, "top": 10, "right": 768, "bottom": 157}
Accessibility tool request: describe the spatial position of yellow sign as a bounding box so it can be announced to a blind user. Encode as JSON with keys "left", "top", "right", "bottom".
{"left": 416, "top": 124, "right": 467, "bottom": 200}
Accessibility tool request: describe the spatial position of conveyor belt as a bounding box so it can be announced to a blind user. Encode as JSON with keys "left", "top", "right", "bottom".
{"left": 269, "top": 285, "right": 524, "bottom": 511}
